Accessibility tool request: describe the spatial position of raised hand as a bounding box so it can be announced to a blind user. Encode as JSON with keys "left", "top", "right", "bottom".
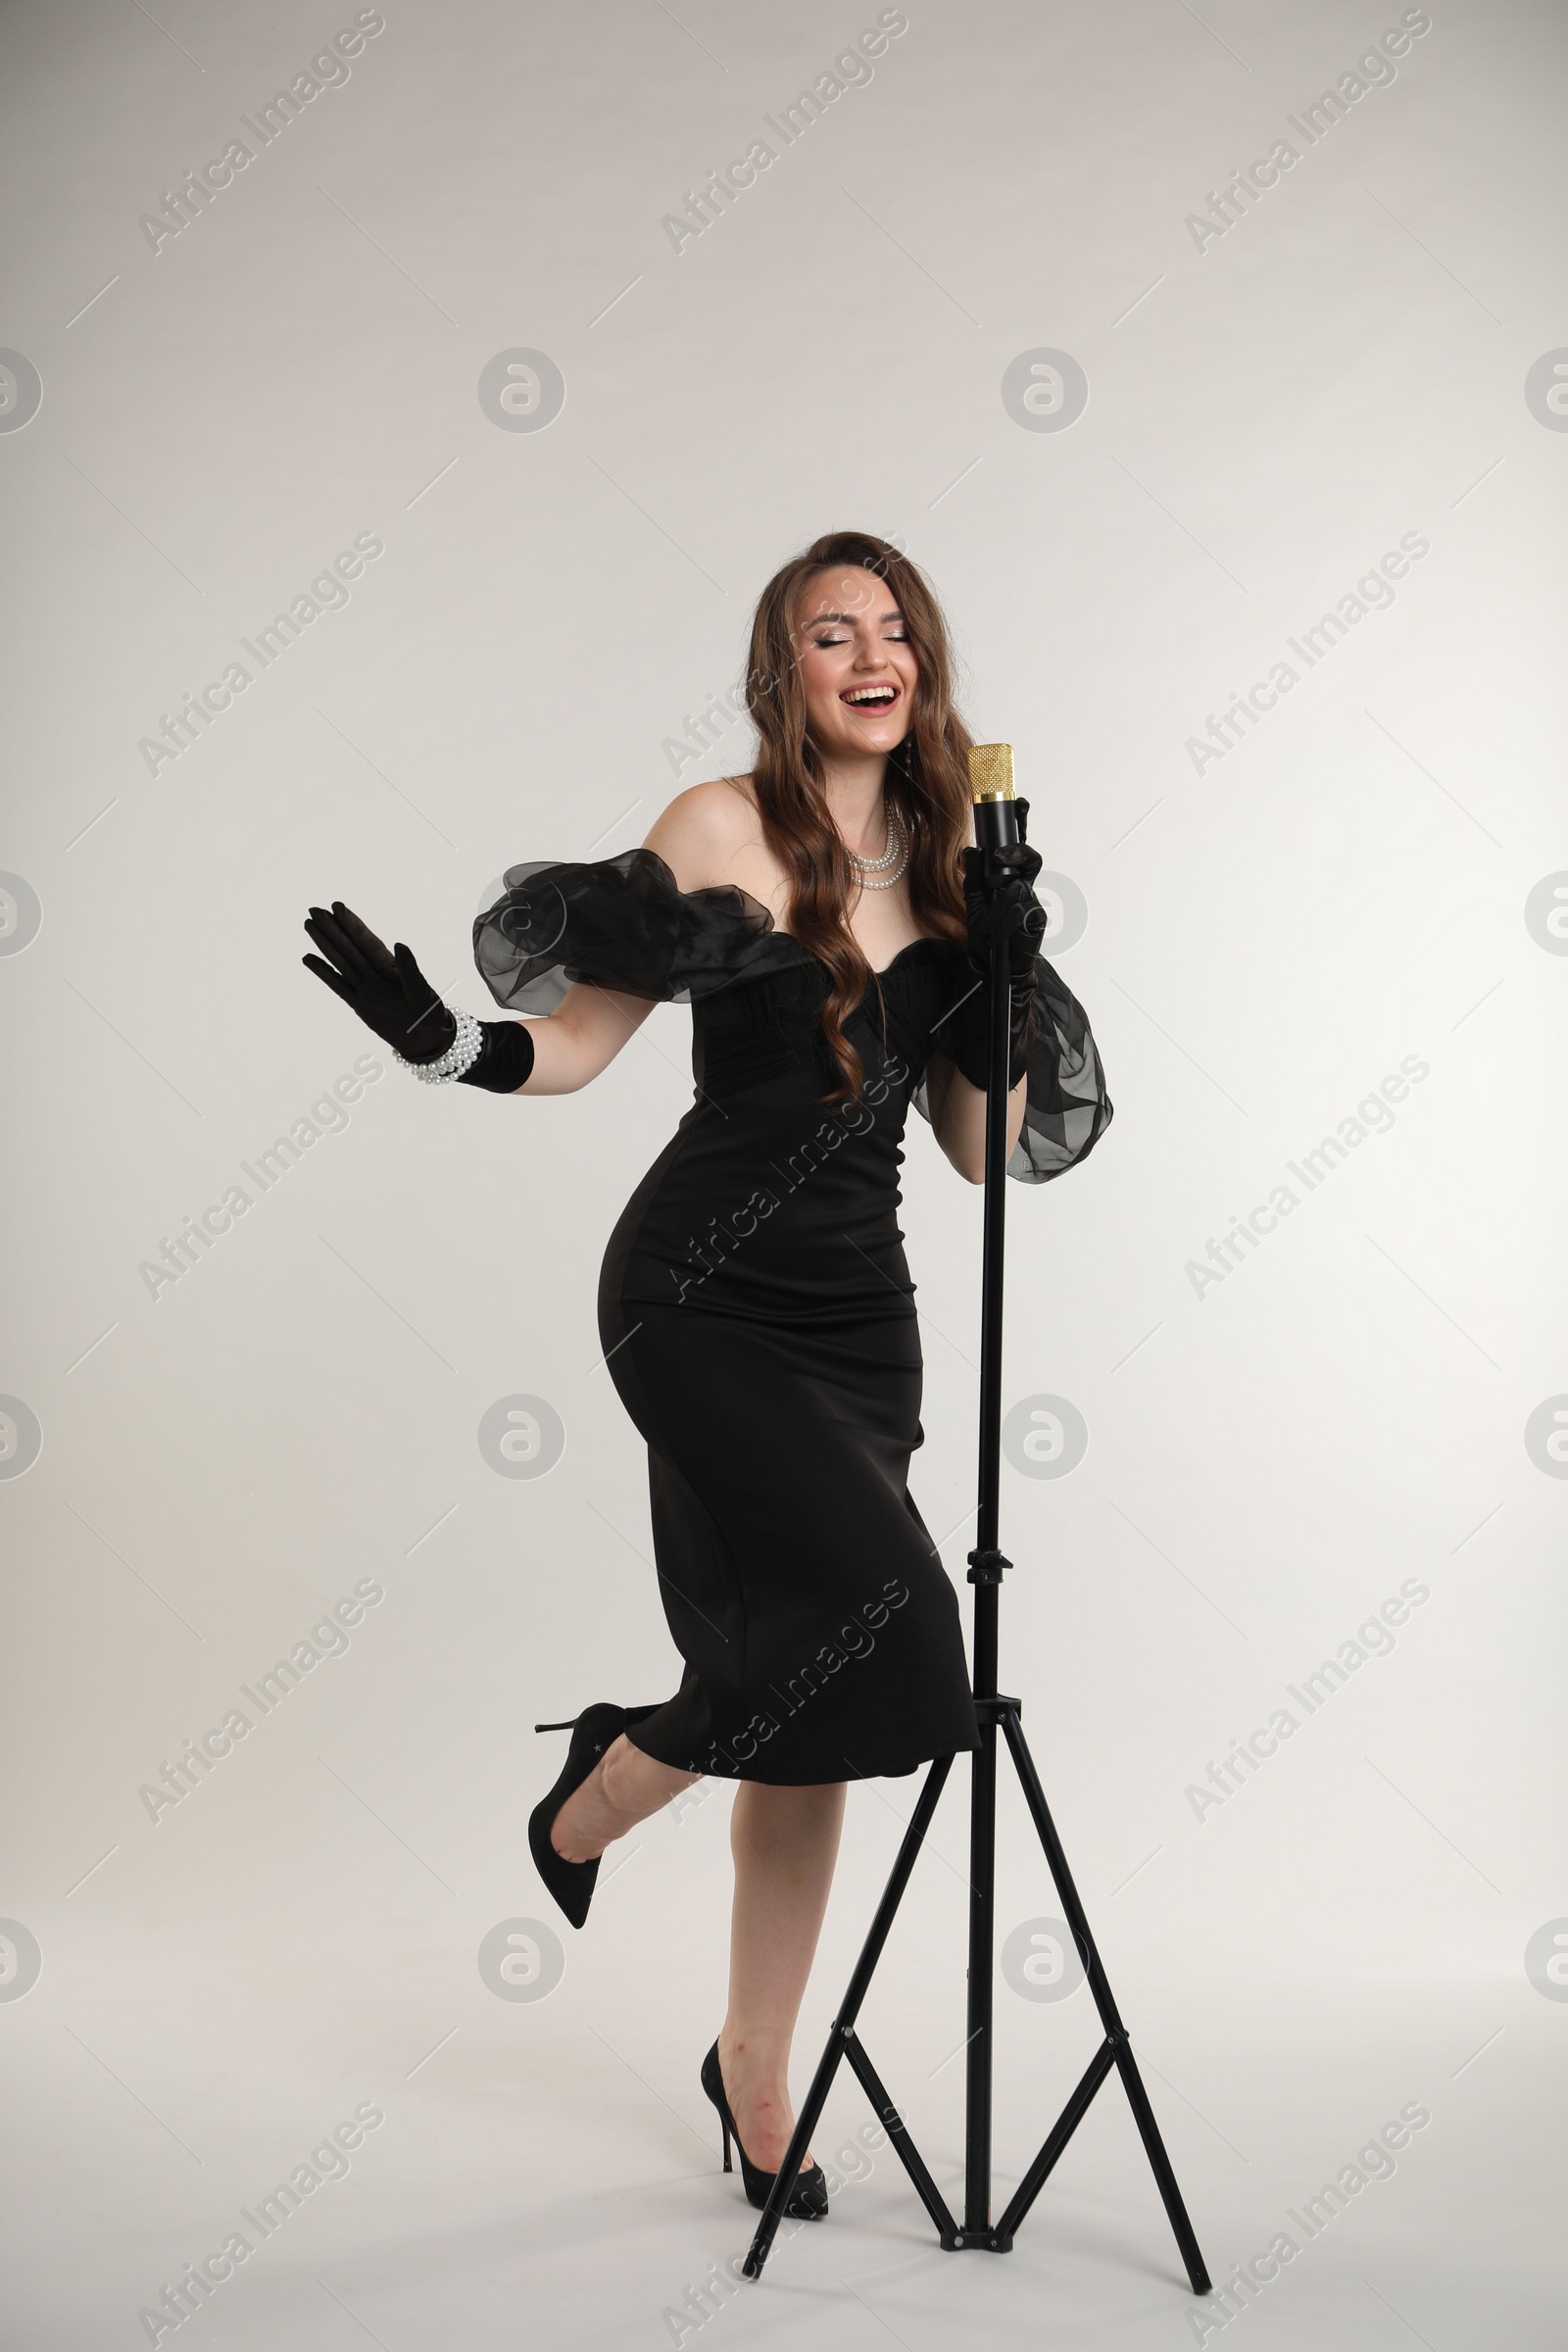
{"left": 302, "top": 901, "right": 456, "bottom": 1061}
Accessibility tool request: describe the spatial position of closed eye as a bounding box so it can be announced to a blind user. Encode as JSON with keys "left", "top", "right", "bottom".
{"left": 811, "top": 628, "right": 907, "bottom": 647}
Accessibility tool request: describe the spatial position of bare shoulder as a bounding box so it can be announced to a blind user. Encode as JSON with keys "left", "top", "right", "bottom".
{"left": 643, "top": 774, "right": 760, "bottom": 891}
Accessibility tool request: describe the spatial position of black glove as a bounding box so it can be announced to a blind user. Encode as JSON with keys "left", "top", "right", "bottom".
{"left": 303, "top": 902, "right": 453, "bottom": 1057}
{"left": 954, "top": 821, "right": 1046, "bottom": 1093}
{"left": 960, "top": 834, "right": 1047, "bottom": 981}
{"left": 302, "top": 902, "right": 535, "bottom": 1092}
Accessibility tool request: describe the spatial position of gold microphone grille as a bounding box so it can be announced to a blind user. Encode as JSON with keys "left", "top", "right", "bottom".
{"left": 968, "top": 743, "right": 1014, "bottom": 802}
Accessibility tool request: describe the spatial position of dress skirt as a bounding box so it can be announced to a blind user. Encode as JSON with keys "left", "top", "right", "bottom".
{"left": 602, "top": 1296, "right": 977, "bottom": 1784}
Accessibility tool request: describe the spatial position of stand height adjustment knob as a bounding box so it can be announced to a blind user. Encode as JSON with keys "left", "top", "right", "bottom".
{"left": 966, "top": 1546, "right": 1012, "bottom": 1586}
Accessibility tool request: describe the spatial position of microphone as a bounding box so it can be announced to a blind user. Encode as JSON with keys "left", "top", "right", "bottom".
{"left": 967, "top": 744, "right": 1043, "bottom": 958}
{"left": 968, "top": 742, "right": 1023, "bottom": 857}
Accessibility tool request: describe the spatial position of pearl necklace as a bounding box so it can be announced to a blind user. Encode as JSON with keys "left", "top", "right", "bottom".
{"left": 847, "top": 803, "right": 909, "bottom": 890}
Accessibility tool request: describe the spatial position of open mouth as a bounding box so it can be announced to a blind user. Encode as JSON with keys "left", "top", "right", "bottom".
{"left": 840, "top": 684, "right": 900, "bottom": 711}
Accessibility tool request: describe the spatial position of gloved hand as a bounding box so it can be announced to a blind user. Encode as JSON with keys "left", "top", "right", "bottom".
{"left": 954, "top": 814, "right": 1046, "bottom": 1093}
{"left": 959, "top": 835, "right": 1047, "bottom": 982}
{"left": 302, "top": 902, "right": 457, "bottom": 1059}
{"left": 302, "top": 902, "right": 536, "bottom": 1091}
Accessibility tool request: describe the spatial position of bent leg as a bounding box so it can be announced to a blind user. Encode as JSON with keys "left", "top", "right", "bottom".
{"left": 718, "top": 1780, "right": 847, "bottom": 2172}
{"left": 551, "top": 1733, "right": 700, "bottom": 1863}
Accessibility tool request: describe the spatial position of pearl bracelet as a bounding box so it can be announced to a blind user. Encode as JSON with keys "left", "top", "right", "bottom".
{"left": 393, "top": 1005, "right": 485, "bottom": 1084}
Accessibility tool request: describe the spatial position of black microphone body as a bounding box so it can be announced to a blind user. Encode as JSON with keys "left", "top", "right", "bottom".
{"left": 973, "top": 791, "right": 1021, "bottom": 861}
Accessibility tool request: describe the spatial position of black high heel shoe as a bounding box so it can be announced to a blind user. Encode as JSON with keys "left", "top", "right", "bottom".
{"left": 700, "top": 2040, "right": 828, "bottom": 2220}
{"left": 528, "top": 1702, "right": 661, "bottom": 1930}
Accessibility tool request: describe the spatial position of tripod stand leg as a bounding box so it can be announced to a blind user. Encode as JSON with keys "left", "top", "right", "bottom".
{"left": 741, "top": 1753, "right": 954, "bottom": 2281}
{"left": 1000, "top": 1708, "right": 1211, "bottom": 2295}
{"left": 1111, "top": 2036, "right": 1211, "bottom": 2294}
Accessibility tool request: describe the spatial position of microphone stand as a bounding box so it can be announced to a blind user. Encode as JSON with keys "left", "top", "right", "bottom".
{"left": 740, "top": 769, "right": 1211, "bottom": 2296}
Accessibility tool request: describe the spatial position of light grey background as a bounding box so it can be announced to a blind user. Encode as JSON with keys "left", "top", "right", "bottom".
{"left": 2, "top": 1, "right": 1564, "bottom": 2345}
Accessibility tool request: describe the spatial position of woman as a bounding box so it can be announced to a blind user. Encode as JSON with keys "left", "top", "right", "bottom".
{"left": 302, "top": 530, "right": 1111, "bottom": 2224}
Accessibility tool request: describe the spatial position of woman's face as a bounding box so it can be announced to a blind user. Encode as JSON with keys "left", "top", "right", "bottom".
{"left": 793, "top": 565, "right": 919, "bottom": 767}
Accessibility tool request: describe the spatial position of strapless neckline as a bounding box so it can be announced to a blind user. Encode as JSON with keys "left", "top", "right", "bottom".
{"left": 773, "top": 933, "right": 953, "bottom": 983}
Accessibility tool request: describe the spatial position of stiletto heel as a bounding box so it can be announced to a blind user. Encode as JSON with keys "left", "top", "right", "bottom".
{"left": 700, "top": 2039, "right": 827, "bottom": 2220}
{"left": 528, "top": 1700, "right": 662, "bottom": 1930}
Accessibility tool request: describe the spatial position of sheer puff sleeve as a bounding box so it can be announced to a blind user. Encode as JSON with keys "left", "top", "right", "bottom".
{"left": 916, "top": 953, "right": 1114, "bottom": 1184}
{"left": 472, "top": 847, "right": 797, "bottom": 1014}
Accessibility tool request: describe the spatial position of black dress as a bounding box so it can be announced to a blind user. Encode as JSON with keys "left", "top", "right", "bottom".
{"left": 473, "top": 850, "right": 1112, "bottom": 1786}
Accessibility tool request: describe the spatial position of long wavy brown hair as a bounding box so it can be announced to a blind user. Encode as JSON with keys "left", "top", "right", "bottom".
{"left": 743, "top": 531, "right": 973, "bottom": 1102}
